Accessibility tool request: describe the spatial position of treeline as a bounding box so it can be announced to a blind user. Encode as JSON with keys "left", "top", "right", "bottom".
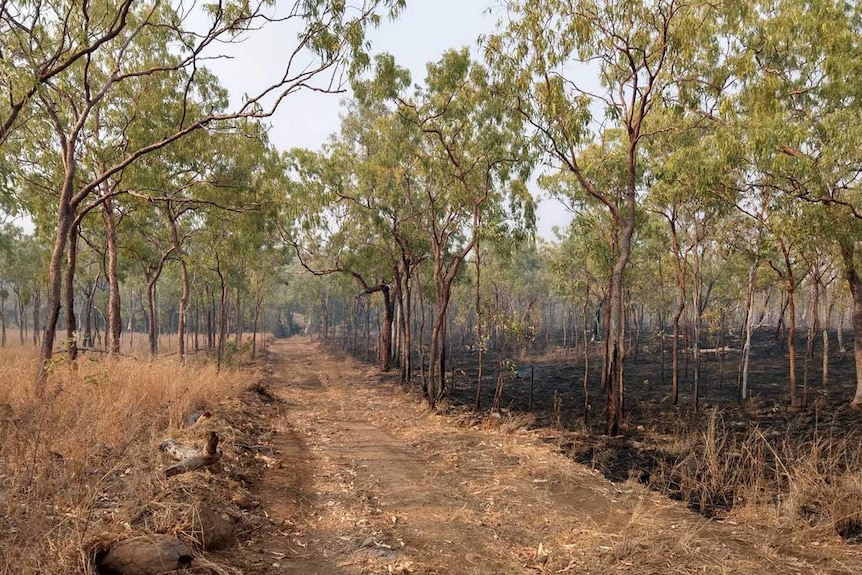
{"left": 283, "top": 0, "right": 862, "bottom": 435}
{"left": 294, "top": 235, "right": 854, "bottom": 409}
{"left": 3, "top": 0, "right": 862, "bottom": 438}
{"left": 0, "top": 0, "right": 404, "bottom": 382}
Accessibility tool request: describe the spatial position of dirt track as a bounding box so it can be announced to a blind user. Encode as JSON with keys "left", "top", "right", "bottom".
{"left": 239, "top": 337, "right": 862, "bottom": 574}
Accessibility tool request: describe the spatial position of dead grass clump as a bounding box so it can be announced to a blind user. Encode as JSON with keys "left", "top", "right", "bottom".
{"left": 0, "top": 348, "right": 256, "bottom": 574}
{"left": 776, "top": 433, "right": 862, "bottom": 544}
{"left": 652, "top": 409, "right": 862, "bottom": 543}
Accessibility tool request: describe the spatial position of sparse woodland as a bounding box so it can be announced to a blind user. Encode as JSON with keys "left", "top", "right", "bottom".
{"left": 3, "top": 0, "right": 862, "bottom": 573}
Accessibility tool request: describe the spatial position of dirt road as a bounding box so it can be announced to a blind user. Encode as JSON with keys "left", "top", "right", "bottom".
{"left": 238, "top": 337, "right": 860, "bottom": 574}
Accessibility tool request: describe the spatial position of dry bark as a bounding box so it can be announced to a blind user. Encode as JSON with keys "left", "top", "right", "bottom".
{"left": 97, "top": 534, "right": 192, "bottom": 575}
{"left": 161, "top": 432, "right": 220, "bottom": 477}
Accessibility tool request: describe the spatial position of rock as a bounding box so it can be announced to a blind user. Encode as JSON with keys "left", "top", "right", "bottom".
{"left": 97, "top": 534, "right": 192, "bottom": 575}
{"left": 193, "top": 503, "right": 235, "bottom": 551}
{"left": 230, "top": 491, "right": 254, "bottom": 509}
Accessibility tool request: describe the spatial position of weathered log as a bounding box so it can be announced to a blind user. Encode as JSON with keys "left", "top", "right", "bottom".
{"left": 97, "top": 534, "right": 192, "bottom": 575}
{"left": 159, "top": 440, "right": 199, "bottom": 462}
{"left": 163, "top": 432, "right": 221, "bottom": 478}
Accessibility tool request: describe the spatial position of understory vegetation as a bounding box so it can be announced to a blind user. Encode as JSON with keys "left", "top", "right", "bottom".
{"left": 0, "top": 334, "right": 260, "bottom": 574}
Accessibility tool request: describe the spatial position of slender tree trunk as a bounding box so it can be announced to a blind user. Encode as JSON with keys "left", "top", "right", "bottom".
{"left": 837, "top": 306, "right": 847, "bottom": 353}
{"left": 216, "top": 258, "right": 228, "bottom": 372}
{"left": 102, "top": 196, "right": 122, "bottom": 356}
{"left": 740, "top": 259, "right": 759, "bottom": 402}
{"left": 128, "top": 289, "right": 135, "bottom": 350}
{"left": 36, "top": 144, "right": 77, "bottom": 386}
{"left": 668, "top": 218, "right": 686, "bottom": 407}
{"left": 364, "top": 299, "right": 371, "bottom": 362}
{"left": 822, "top": 280, "right": 832, "bottom": 389}
{"left": 380, "top": 285, "right": 394, "bottom": 371}
{"left": 146, "top": 278, "right": 158, "bottom": 356}
{"left": 167, "top": 205, "right": 189, "bottom": 362}
{"left": 475, "top": 226, "right": 484, "bottom": 410}
{"left": 402, "top": 269, "right": 414, "bottom": 384}
{"left": 418, "top": 283, "right": 427, "bottom": 394}
{"left": 839, "top": 242, "right": 862, "bottom": 407}
{"left": 16, "top": 290, "right": 25, "bottom": 344}
{"left": 691, "top": 224, "right": 705, "bottom": 413}
{"left": 582, "top": 283, "right": 590, "bottom": 428}
{"left": 322, "top": 292, "right": 330, "bottom": 342}
{"left": 0, "top": 293, "right": 6, "bottom": 347}
{"left": 604, "top": 227, "right": 633, "bottom": 435}
{"left": 234, "top": 287, "right": 242, "bottom": 345}
{"left": 194, "top": 300, "right": 200, "bottom": 351}
{"left": 779, "top": 240, "right": 798, "bottom": 407}
{"left": 64, "top": 223, "right": 80, "bottom": 363}
{"left": 803, "top": 269, "right": 820, "bottom": 407}
{"left": 82, "top": 283, "right": 95, "bottom": 348}
{"left": 32, "top": 283, "right": 41, "bottom": 347}
{"left": 252, "top": 291, "right": 264, "bottom": 359}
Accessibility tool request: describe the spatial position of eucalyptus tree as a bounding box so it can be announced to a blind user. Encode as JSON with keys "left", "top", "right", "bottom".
{"left": 646, "top": 121, "right": 735, "bottom": 407}
{"left": 0, "top": 0, "right": 135, "bottom": 145}
{"left": 317, "top": 61, "right": 428, "bottom": 375}
{"left": 292, "top": 146, "right": 402, "bottom": 371}
{"left": 395, "top": 48, "right": 535, "bottom": 405}
{"left": 487, "top": 0, "right": 726, "bottom": 434}
{"left": 121, "top": 196, "right": 175, "bottom": 356}
{"left": 348, "top": 64, "right": 430, "bottom": 381}
{"left": 6, "top": 0, "right": 405, "bottom": 388}
{"left": 545, "top": 203, "right": 616, "bottom": 424}
{"left": 286, "top": 140, "right": 407, "bottom": 371}
{"left": 724, "top": 0, "right": 862, "bottom": 405}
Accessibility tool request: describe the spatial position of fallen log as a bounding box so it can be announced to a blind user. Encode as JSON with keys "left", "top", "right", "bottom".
{"left": 97, "top": 534, "right": 192, "bottom": 575}
{"left": 161, "top": 432, "right": 221, "bottom": 478}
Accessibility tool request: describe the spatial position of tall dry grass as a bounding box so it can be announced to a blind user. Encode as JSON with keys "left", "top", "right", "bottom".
{"left": 0, "top": 342, "right": 256, "bottom": 574}
{"left": 652, "top": 410, "right": 862, "bottom": 545}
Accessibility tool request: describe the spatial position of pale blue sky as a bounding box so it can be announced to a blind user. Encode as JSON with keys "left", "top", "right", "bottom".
{"left": 205, "top": 0, "right": 571, "bottom": 239}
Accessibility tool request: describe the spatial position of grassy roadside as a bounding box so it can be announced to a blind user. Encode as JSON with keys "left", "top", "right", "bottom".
{"left": 0, "top": 340, "right": 261, "bottom": 574}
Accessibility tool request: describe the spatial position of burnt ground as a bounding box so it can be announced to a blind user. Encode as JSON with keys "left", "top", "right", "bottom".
{"left": 445, "top": 329, "right": 859, "bottom": 429}
{"left": 437, "top": 329, "right": 862, "bottom": 529}
{"left": 228, "top": 335, "right": 862, "bottom": 574}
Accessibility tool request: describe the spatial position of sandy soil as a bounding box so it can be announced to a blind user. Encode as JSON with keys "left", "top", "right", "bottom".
{"left": 232, "top": 336, "right": 862, "bottom": 575}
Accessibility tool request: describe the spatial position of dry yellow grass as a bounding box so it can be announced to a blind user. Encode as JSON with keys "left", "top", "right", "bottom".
{"left": 650, "top": 409, "right": 862, "bottom": 549}
{"left": 0, "top": 341, "right": 257, "bottom": 574}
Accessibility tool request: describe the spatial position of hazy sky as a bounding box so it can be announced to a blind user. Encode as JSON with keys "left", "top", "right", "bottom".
{"left": 205, "top": 0, "right": 572, "bottom": 239}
